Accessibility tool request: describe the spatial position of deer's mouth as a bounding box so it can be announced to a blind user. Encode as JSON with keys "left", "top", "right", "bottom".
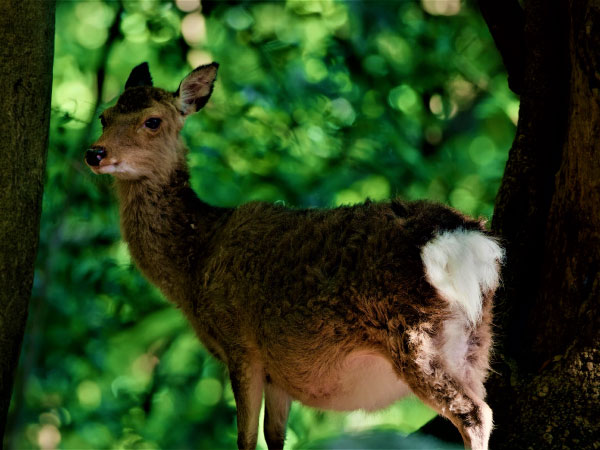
{"left": 93, "top": 160, "right": 141, "bottom": 180}
{"left": 96, "top": 161, "right": 120, "bottom": 174}
{"left": 86, "top": 157, "right": 125, "bottom": 176}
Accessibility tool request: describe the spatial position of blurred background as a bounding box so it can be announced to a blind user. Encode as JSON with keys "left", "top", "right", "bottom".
{"left": 5, "top": 0, "right": 517, "bottom": 448}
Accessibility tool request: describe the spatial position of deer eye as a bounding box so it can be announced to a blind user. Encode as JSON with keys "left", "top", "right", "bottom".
{"left": 144, "top": 118, "right": 161, "bottom": 130}
{"left": 100, "top": 115, "right": 107, "bottom": 128}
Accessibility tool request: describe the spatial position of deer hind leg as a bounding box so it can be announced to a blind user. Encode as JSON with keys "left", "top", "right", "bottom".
{"left": 263, "top": 380, "right": 291, "bottom": 450}
{"left": 229, "top": 359, "right": 264, "bottom": 450}
{"left": 404, "top": 327, "right": 492, "bottom": 450}
{"left": 438, "top": 307, "right": 493, "bottom": 404}
{"left": 463, "top": 299, "right": 493, "bottom": 400}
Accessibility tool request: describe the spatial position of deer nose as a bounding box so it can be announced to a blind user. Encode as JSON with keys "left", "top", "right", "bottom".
{"left": 86, "top": 147, "right": 107, "bottom": 166}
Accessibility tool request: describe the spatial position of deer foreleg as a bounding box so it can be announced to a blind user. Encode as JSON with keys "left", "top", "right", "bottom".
{"left": 229, "top": 359, "right": 264, "bottom": 450}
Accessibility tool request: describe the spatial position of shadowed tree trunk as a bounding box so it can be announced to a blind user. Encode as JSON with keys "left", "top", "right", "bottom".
{"left": 424, "top": 0, "right": 600, "bottom": 447}
{"left": 0, "top": 0, "right": 55, "bottom": 445}
{"left": 488, "top": 0, "right": 600, "bottom": 446}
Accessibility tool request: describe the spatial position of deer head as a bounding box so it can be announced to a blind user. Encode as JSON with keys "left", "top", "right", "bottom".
{"left": 85, "top": 62, "right": 218, "bottom": 183}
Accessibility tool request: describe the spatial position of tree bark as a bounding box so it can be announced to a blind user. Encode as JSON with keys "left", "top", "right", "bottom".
{"left": 0, "top": 0, "right": 55, "bottom": 444}
{"left": 489, "top": 0, "right": 600, "bottom": 447}
{"left": 423, "top": 0, "right": 600, "bottom": 447}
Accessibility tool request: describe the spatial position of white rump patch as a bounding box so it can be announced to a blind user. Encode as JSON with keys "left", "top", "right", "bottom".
{"left": 421, "top": 229, "right": 504, "bottom": 326}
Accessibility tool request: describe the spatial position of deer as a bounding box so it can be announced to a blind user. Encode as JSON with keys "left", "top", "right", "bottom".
{"left": 85, "top": 62, "right": 504, "bottom": 450}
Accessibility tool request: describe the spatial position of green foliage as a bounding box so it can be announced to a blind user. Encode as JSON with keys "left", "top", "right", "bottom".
{"left": 6, "top": 0, "right": 517, "bottom": 448}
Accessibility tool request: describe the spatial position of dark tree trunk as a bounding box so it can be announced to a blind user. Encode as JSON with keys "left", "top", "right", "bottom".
{"left": 488, "top": 0, "right": 600, "bottom": 447}
{"left": 0, "top": 0, "right": 55, "bottom": 445}
{"left": 423, "top": 0, "right": 600, "bottom": 447}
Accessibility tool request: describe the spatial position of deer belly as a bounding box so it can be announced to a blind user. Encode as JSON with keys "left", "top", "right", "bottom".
{"left": 292, "top": 352, "right": 413, "bottom": 412}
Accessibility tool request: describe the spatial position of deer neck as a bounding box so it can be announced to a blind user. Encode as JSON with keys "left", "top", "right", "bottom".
{"left": 115, "top": 168, "right": 229, "bottom": 306}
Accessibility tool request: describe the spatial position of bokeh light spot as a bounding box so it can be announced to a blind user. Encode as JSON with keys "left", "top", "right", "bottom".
{"left": 121, "top": 13, "right": 149, "bottom": 43}
{"left": 225, "top": 6, "right": 254, "bottom": 30}
{"left": 77, "top": 380, "right": 102, "bottom": 410}
{"left": 448, "top": 76, "right": 476, "bottom": 108}
{"left": 152, "top": 389, "right": 175, "bottom": 416}
{"left": 175, "top": 0, "right": 200, "bottom": 13}
{"left": 429, "top": 94, "right": 444, "bottom": 116}
{"left": 359, "top": 175, "right": 391, "bottom": 201}
{"left": 389, "top": 85, "right": 419, "bottom": 114}
{"left": 181, "top": 13, "right": 206, "bottom": 45}
{"left": 54, "top": 80, "right": 95, "bottom": 125}
{"left": 304, "top": 58, "right": 328, "bottom": 83}
{"left": 334, "top": 189, "right": 364, "bottom": 206}
{"left": 505, "top": 100, "right": 520, "bottom": 125}
{"left": 76, "top": 23, "right": 108, "bottom": 49}
{"left": 450, "top": 188, "right": 476, "bottom": 213}
{"left": 334, "top": 176, "right": 390, "bottom": 206}
{"left": 469, "top": 136, "right": 496, "bottom": 166}
{"left": 376, "top": 33, "right": 412, "bottom": 67}
{"left": 330, "top": 98, "right": 356, "bottom": 126}
{"left": 187, "top": 49, "right": 213, "bottom": 68}
{"left": 449, "top": 176, "right": 483, "bottom": 214}
{"left": 429, "top": 95, "right": 458, "bottom": 119}
{"left": 75, "top": 1, "right": 116, "bottom": 27}
{"left": 362, "top": 90, "right": 385, "bottom": 118}
{"left": 149, "top": 14, "right": 180, "bottom": 44}
{"left": 421, "top": 0, "right": 461, "bottom": 16}
{"left": 195, "top": 378, "right": 222, "bottom": 406}
{"left": 307, "top": 125, "right": 324, "bottom": 143}
{"left": 37, "top": 424, "right": 61, "bottom": 450}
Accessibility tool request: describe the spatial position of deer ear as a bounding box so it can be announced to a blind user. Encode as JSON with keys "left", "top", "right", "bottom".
{"left": 125, "top": 62, "right": 153, "bottom": 90}
{"left": 175, "top": 62, "right": 219, "bottom": 115}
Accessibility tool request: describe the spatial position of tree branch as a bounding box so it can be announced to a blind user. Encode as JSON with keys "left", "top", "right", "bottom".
{"left": 478, "top": 0, "right": 526, "bottom": 95}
